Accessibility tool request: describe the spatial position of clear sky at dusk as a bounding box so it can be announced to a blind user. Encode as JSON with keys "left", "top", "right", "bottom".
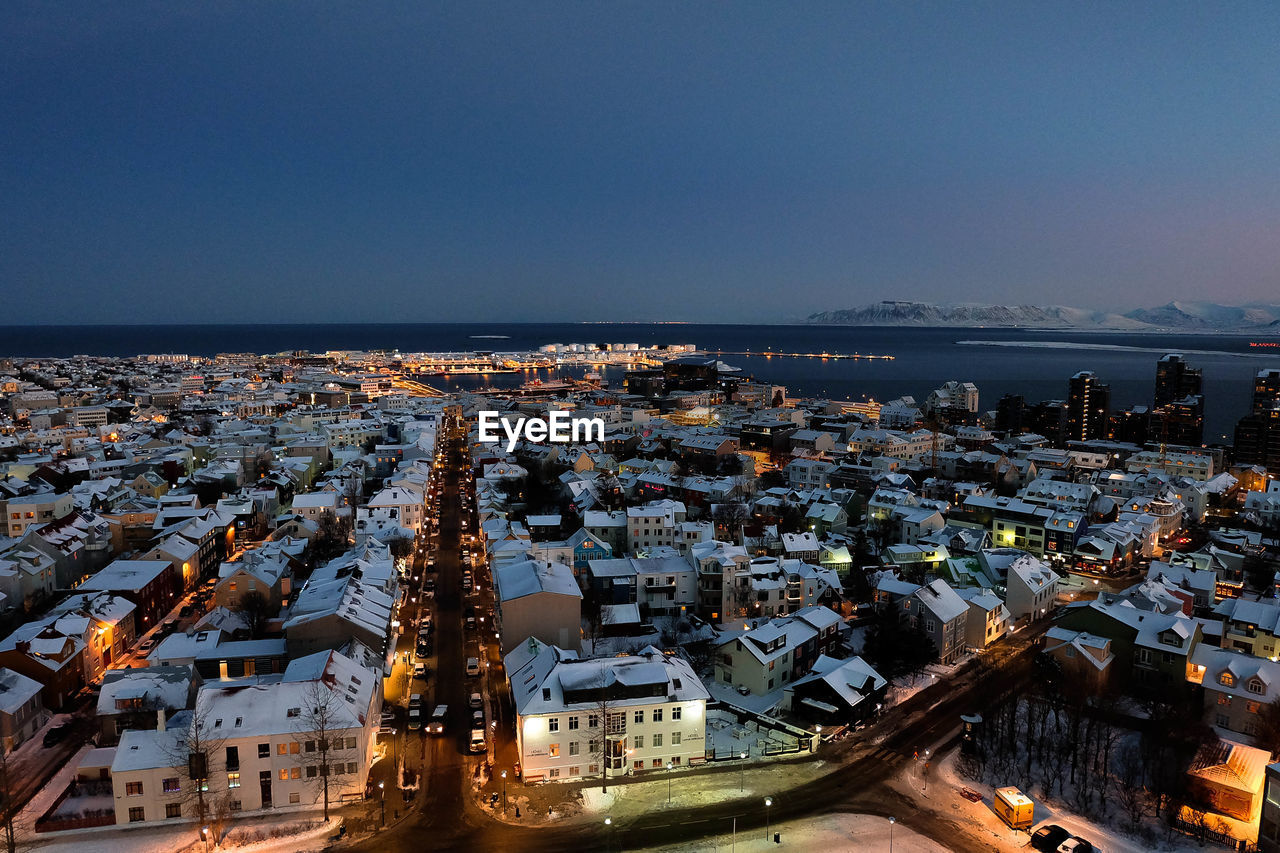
{"left": 3, "top": 2, "right": 1279, "bottom": 324}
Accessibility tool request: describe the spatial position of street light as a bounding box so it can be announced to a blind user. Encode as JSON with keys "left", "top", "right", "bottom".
{"left": 604, "top": 816, "right": 612, "bottom": 853}
{"left": 888, "top": 816, "right": 895, "bottom": 852}
{"left": 764, "top": 797, "right": 772, "bottom": 841}
{"left": 666, "top": 761, "right": 673, "bottom": 804}
{"left": 739, "top": 750, "right": 747, "bottom": 791}
{"left": 201, "top": 826, "right": 210, "bottom": 853}
{"left": 378, "top": 781, "right": 386, "bottom": 827}
{"left": 501, "top": 770, "right": 508, "bottom": 814}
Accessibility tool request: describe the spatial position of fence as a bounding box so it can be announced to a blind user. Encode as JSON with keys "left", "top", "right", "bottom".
{"left": 703, "top": 700, "right": 816, "bottom": 761}
{"left": 1171, "top": 815, "right": 1257, "bottom": 852}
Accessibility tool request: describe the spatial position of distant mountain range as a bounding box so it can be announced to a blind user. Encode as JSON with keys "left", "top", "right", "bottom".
{"left": 805, "top": 301, "right": 1280, "bottom": 331}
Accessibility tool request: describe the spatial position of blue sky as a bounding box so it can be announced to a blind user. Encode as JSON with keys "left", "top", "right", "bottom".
{"left": 3, "top": 2, "right": 1279, "bottom": 324}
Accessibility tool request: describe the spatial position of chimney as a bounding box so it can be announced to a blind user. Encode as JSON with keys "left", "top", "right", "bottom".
{"left": 157, "top": 708, "right": 166, "bottom": 732}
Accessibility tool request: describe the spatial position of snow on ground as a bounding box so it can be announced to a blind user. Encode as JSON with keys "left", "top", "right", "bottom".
{"left": 704, "top": 708, "right": 802, "bottom": 761}
{"left": 575, "top": 760, "right": 826, "bottom": 821}
{"left": 882, "top": 657, "right": 969, "bottom": 709}
{"left": 637, "top": 812, "right": 947, "bottom": 852}
{"left": 705, "top": 681, "right": 784, "bottom": 717}
{"left": 13, "top": 744, "right": 93, "bottom": 836}
{"left": 27, "top": 815, "right": 338, "bottom": 853}
{"left": 931, "top": 750, "right": 1210, "bottom": 853}
{"left": 846, "top": 624, "right": 868, "bottom": 655}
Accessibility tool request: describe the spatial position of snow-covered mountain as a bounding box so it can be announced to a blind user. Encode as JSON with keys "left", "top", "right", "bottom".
{"left": 1122, "top": 301, "right": 1280, "bottom": 329}
{"left": 806, "top": 301, "right": 1280, "bottom": 331}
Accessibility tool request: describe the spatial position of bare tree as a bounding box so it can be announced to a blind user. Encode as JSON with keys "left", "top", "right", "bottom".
{"left": 312, "top": 510, "right": 352, "bottom": 564}
{"left": 162, "top": 694, "right": 228, "bottom": 829}
{"left": 712, "top": 502, "right": 749, "bottom": 542}
{"left": 585, "top": 663, "right": 619, "bottom": 794}
{"left": 291, "top": 681, "right": 352, "bottom": 820}
{"left": 0, "top": 745, "right": 18, "bottom": 853}
{"left": 341, "top": 474, "right": 363, "bottom": 509}
{"left": 1114, "top": 744, "right": 1148, "bottom": 832}
{"left": 233, "top": 589, "right": 272, "bottom": 639}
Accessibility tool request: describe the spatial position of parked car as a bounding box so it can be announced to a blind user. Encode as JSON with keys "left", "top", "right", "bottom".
{"left": 471, "top": 710, "right": 484, "bottom": 728}
{"left": 469, "top": 728, "right": 486, "bottom": 753}
{"left": 413, "top": 663, "right": 427, "bottom": 679}
{"left": 42, "top": 725, "right": 69, "bottom": 748}
{"left": 469, "top": 692, "right": 483, "bottom": 710}
{"left": 1058, "top": 840, "right": 1094, "bottom": 853}
{"left": 1031, "top": 826, "right": 1071, "bottom": 853}
{"left": 407, "top": 707, "right": 421, "bottom": 730}
{"left": 466, "top": 657, "right": 481, "bottom": 677}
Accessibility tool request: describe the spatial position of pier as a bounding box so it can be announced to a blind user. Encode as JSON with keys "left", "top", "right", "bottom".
{"left": 704, "top": 350, "right": 894, "bottom": 361}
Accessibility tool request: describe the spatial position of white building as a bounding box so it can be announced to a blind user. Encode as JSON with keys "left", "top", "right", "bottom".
{"left": 109, "top": 647, "right": 379, "bottom": 824}
{"left": 363, "top": 485, "right": 424, "bottom": 536}
{"left": 627, "top": 500, "right": 686, "bottom": 552}
{"left": 1005, "top": 555, "right": 1060, "bottom": 622}
{"left": 507, "top": 641, "right": 708, "bottom": 783}
{"left": 1126, "top": 450, "right": 1216, "bottom": 482}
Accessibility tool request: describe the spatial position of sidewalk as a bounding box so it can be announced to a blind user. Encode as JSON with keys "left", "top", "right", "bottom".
{"left": 634, "top": 811, "right": 947, "bottom": 853}
{"left": 23, "top": 812, "right": 339, "bottom": 853}
{"left": 472, "top": 753, "right": 829, "bottom": 828}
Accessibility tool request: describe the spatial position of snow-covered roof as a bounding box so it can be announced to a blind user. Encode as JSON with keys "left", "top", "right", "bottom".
{"left": 494, "top": 559, "right": 582, "bottom": 603}
{"left": 787, "top": 654, "right": 886, "bottom": 711}
{"left": 98, "top": 665, "right": 193, "bottom": 716}
{"left": 913, "top": 578, "right": 968, "bottom": 624}
{"left": 508, "top": 645, "right": 707, "bottom": 717}
{"left": 0, "top": 667, "right": 42, "bottom": 714}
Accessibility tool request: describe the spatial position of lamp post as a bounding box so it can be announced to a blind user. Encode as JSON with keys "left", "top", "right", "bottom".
{"left": 764, "top": 797, "right": 772, "bottom": 841}
{"left": 378, "top": 781, "right": 386, "bottom": 827}
{"left": 739, "top": 751, "right": 747, "bottom": 791}
{"left": 888, "top": 816, "right": 895, "bottom": 852}
{"left": 201, "top": 826, "right": 209, "bottom": 853}
{"left": 604, "top": 816, "right": 612, "bottom": 853}
{"left": 501, "top": 770, "right": 508, "bottom": 814}
{"left": 666, "top": 762, "right": 673, "bottom": 804}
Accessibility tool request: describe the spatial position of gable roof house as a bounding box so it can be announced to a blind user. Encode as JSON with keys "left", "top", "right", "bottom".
{"left": 782, "top": 653, "right": 887, "bottom": 725}
{"left": 906, "top": 579, "right": 969, "bottom": 664}
{"left": 493, "top": 559, "right": 583, "bottom": 656}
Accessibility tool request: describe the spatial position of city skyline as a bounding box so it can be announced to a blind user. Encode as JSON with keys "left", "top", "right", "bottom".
{"left": 5, "top": 3, "right": 1280, "bottom": 324}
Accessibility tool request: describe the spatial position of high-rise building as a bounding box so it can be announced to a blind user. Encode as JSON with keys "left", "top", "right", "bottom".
{"left": 1154, "top": 354, "right": 1202, "bottom": 407}
{"left": 1235, "top": 408, "right": 1280, "bottom": 471}
{"left": 1027, "top": 400, "right": 1068, "bottom": 446}
{"left": 1109, "top": 406, "right": 1151, "bottom": 446}
{"left": 1157, "top": 396, "right": 1205, "bottom": 446}
{"left": 995, "top": 394, "right": 1025, "bottom": 434}
{"left": 1253, "top": 369, "right": 1280, "bottom": 415}
{"left": 1067, "top": 371, "right": 1110, "bottom": 442}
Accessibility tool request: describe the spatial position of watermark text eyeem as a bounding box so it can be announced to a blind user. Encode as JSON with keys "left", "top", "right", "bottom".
{"left": 477, "top": 411, "right": 605, "bottom": 452}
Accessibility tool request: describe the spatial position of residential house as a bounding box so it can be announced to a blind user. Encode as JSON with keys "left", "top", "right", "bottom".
{"left": 506, "top": 641, "right": 709, "bottom": 783}
{"left": 905, "top": 579, "right": 969, "bottom": 664}
{"left": 493, "top": 559, "right": 583, "bottom": 656}
{"left": 782, "top": 654, "right": 887, "bottom": 726}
